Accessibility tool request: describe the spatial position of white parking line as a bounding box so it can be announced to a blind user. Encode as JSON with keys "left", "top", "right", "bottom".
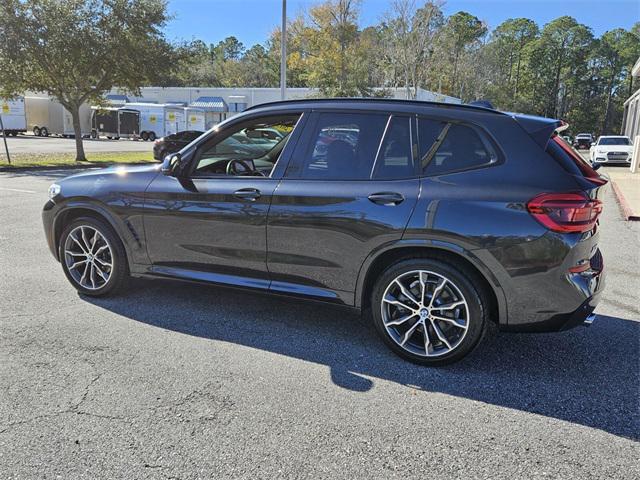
{"left": 0, "top": 187, "right": 37, "bottom": 194}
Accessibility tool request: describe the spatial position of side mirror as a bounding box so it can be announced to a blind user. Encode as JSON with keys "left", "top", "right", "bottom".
{"left": 590, "top": 142, "right": 595, "bottom": 147}
{"left": 161, "top": 152, "right": 181, "bottom": 176}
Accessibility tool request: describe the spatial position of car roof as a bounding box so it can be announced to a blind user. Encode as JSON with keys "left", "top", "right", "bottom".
{"left": 245, "top": 97, "right": 507, "bottom": 116}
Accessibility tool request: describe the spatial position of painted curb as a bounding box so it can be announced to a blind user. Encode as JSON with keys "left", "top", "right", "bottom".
{"left": 610, "top": 180, "right": 640, "bottom": 221}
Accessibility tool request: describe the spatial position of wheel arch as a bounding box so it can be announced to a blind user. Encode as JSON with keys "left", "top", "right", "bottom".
{"left": 52, "top": 202, "right": 134, "bottom": 265}
{"left": 355, "top": 240, "right": 507, "bottom": 325}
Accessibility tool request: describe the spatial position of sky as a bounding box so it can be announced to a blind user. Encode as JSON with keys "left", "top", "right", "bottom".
{"left": 165, "top": 0, "right": 640, "bottom": 47}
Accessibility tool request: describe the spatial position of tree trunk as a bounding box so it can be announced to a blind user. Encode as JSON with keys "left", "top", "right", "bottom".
{"left": 70, "top": 105, "right": 86, "bottom": 162}
{"left": 601, "top": 72, "right": 617, "bottom": 134}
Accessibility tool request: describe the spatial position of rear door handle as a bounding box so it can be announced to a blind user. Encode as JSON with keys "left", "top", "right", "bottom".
{"left": 368, "top": 192, "right": 404, "bottom": 206}
{"left": 233, "top": 188, "right": 261, "bottom": 201}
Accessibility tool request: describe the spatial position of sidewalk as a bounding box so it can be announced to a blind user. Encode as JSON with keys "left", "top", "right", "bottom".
{"left": 602, "top": 166, "right": 640, "bottom": 221}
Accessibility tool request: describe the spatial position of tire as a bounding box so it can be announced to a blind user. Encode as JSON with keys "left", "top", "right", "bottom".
{"left": 141, "top": 131, "right": 149, "bottom": 141}
{"left": 91, "top": 130, "right": 97, "bottom": 139}
{"left": 58, "top": 217, "right": 129, "bottom": 297}
{"left": 40, "top": 127, "right": 49, "bottom": 137}
{"left": 370, "top": 258, "right": 488, "bottom": 366}
{"left": 148, "top": 131, "right": 156, "bottom": 142}
{"left": 33, "top": 126, "right": 41, "bottom": 136}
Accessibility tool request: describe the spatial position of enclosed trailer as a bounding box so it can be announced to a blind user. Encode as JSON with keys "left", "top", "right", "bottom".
{"left": 188, "top": 97, "right": 228, "bottom": 130}
{"left": 184, "top": 107, "right": 206, "bottom": 131}
{"left": 125, "top": 103, "right": 185, "bottom": 141}
{"left": 25, "top": 96, "right": 91, "bottom": 137}
{"left": 91, "top": 107, "right": 140, "bottom": 139}
{"left": 0, "top": 97, "right": 27, "bottom": 136}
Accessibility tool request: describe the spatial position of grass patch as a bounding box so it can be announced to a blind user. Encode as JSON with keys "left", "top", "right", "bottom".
{"left": 0, "top": 151, "right": 156, "bottom": 169}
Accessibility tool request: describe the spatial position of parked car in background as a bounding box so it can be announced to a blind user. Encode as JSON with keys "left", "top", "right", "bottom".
{"left": 573, "top": 133, "right": 594, "bottom": 149}
{"left": 589, "top": 136, "right": 634, "bottom": 165}
{"left": 43, "top": 98, "right": 607, "bottom": 366}
{"left": 153, "top": 130, "right": 204, "bottom": 160}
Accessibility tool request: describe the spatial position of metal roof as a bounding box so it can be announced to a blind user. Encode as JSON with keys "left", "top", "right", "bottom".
{"left": 189, "top": 96, "right": 228, "bottom": 112}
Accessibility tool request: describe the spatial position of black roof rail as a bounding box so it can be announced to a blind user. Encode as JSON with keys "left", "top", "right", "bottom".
{"left": 243, "top": 97, "right": 505, "bottom": 115}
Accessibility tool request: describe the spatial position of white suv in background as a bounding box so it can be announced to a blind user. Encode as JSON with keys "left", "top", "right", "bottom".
{"left": 590, "top": 136, "right": 634, "bottom": 165}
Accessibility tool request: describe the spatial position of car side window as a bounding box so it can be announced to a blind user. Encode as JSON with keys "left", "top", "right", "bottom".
{"left": 192, "top": 114, "right": 300, "bottom": 177}
{"left": 290, "top": 112, "right": 388, "bottom": 180}
{"left": 371, "top": 116, "right": 415, "bottom": 180}
{"left": 418, "top": 118, "right": 498, "bottom": 176}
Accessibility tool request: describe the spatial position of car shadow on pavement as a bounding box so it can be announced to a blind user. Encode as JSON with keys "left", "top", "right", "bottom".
{"left": 84, "top": 277, "right": 639, "bottom": 441}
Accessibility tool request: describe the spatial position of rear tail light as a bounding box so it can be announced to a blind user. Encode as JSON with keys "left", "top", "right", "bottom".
{"left": 527, "top": 192, "right": 603, "bottom": 233}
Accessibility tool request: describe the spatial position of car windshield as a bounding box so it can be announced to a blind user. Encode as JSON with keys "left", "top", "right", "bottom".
{"left": 576, "top": 134, "right": 591, "bottom": 139}
{"left": 599, "top": 137, "right": 630, "bottom": 146}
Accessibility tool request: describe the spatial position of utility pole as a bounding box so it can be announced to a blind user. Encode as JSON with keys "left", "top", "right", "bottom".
{"left": 0, "top": 114, "right": 11, "bottom": 165}
{"left": 280, "top": 0, "right": 287, "bottom": 101}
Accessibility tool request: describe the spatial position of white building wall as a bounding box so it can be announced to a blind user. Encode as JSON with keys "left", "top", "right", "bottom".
{"left": 108, "top": 86, "right": 461, "bottom": 112}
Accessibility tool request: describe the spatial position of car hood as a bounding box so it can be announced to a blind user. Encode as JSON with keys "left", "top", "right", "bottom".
{"left": 57, "top": 163, "right": 161, "bottom": 198}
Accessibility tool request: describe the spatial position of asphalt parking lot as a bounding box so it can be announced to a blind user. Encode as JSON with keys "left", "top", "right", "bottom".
{"left": 1, "top": 133, "right": 152, "bottom": 155}
{"left": 0, "top": 168, "right": 638, "bottom": 479}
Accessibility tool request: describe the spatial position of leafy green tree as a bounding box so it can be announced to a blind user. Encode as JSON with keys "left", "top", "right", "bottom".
{"left": 485, "top": 18, "right": 538, "bottom": 109}
{"left": 526, "top": 17, "right": 593, "bottom": 118}
{"left": 0, "top": 0, "right": 180, "bottom": 161}
{"left": 304, "top": 0, "right": 371, "bottom": 96}
{"left": 438, "top": 11, "right": 487, "bottom": 97}
{"left": 597, "top": 28, "right": 640, "bottom": 132}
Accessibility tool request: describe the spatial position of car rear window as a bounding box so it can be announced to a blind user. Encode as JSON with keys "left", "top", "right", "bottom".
{"left": 418, "top": 118, "right": 498, "bottom": 176}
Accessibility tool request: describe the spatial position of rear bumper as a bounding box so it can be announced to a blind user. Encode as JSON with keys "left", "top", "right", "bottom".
{"left": 501, "top": 292, "right": 601, "bottom": 332}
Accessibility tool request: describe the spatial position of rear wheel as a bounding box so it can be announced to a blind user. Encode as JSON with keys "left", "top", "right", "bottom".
{"left": 371, "top": 258, "right": 487, "bottom": 366}
{"left": 40, "top": 127, "right": 49, "bottom": 137}
{"left": 141, "top": 131, "right": 149, "bottom": 141}
{"left": 33, "top": 126, "right": 41, "bottom": 136}
{"left": 148, "top": 131, "right": 156, "bottom": 141}
{"left": 59, "top": 217, "right": 128, "bottom": 297}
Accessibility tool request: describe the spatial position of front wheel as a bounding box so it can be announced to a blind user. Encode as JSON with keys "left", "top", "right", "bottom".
{"left": 371, "top": 258, "right": 487, "bottom": 366}
{"left": 59, "top": 217, "right": 128, "bottom": 297}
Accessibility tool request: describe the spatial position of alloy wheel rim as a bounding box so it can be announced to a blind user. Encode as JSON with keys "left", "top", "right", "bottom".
{"left": 381, "top": 270, "right": 469, "bottom": 357}
{"left": 63, "top": 225, "right": 114, "bottom": 290}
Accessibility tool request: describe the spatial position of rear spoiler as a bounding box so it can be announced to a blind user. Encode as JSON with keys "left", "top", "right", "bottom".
{"left": 509, "top": 113, "right": 562, "bottom": 148}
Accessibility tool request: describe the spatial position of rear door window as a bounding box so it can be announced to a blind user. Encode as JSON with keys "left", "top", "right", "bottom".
{"left": 289, "top": 112, "right": 388, "bottom": 180}
{"left": 418, "top": 118, "right": 498, "bottom": 176}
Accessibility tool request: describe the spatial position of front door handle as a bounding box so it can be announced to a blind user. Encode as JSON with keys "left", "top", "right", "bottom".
{"left": 368, "top": 192, "right": 404, "bottom": 206}
{"left": 233, "top": 188, "right": 261, "bottom": 201}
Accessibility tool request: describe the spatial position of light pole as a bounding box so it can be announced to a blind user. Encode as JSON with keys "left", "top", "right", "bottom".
{"left": 280, "top": 0, "right": 287, "bottom": 100}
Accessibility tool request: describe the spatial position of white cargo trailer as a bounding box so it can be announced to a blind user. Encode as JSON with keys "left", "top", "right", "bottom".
{"left": 125, "top": 103, "right": 186, "bottom": 141}
{"left": 25, "top": 96, "right": 91, "bottom": 137}
{"left": 184, "top": 107, "right": 205, "bottom": 131}
{"left": 0, "top": 97, "right": 27, "bottom": 136}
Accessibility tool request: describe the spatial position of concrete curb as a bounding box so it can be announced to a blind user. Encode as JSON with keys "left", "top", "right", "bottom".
{"left": 0, "top": 161, "right": 157, "bottom": 173}
{"left": 610, "top": 180, "right": 640, "bottom": 221}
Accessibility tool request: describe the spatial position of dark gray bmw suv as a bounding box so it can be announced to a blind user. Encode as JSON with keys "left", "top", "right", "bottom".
{"left": 43, "top": 99, "right": 606, "bottom": 365}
